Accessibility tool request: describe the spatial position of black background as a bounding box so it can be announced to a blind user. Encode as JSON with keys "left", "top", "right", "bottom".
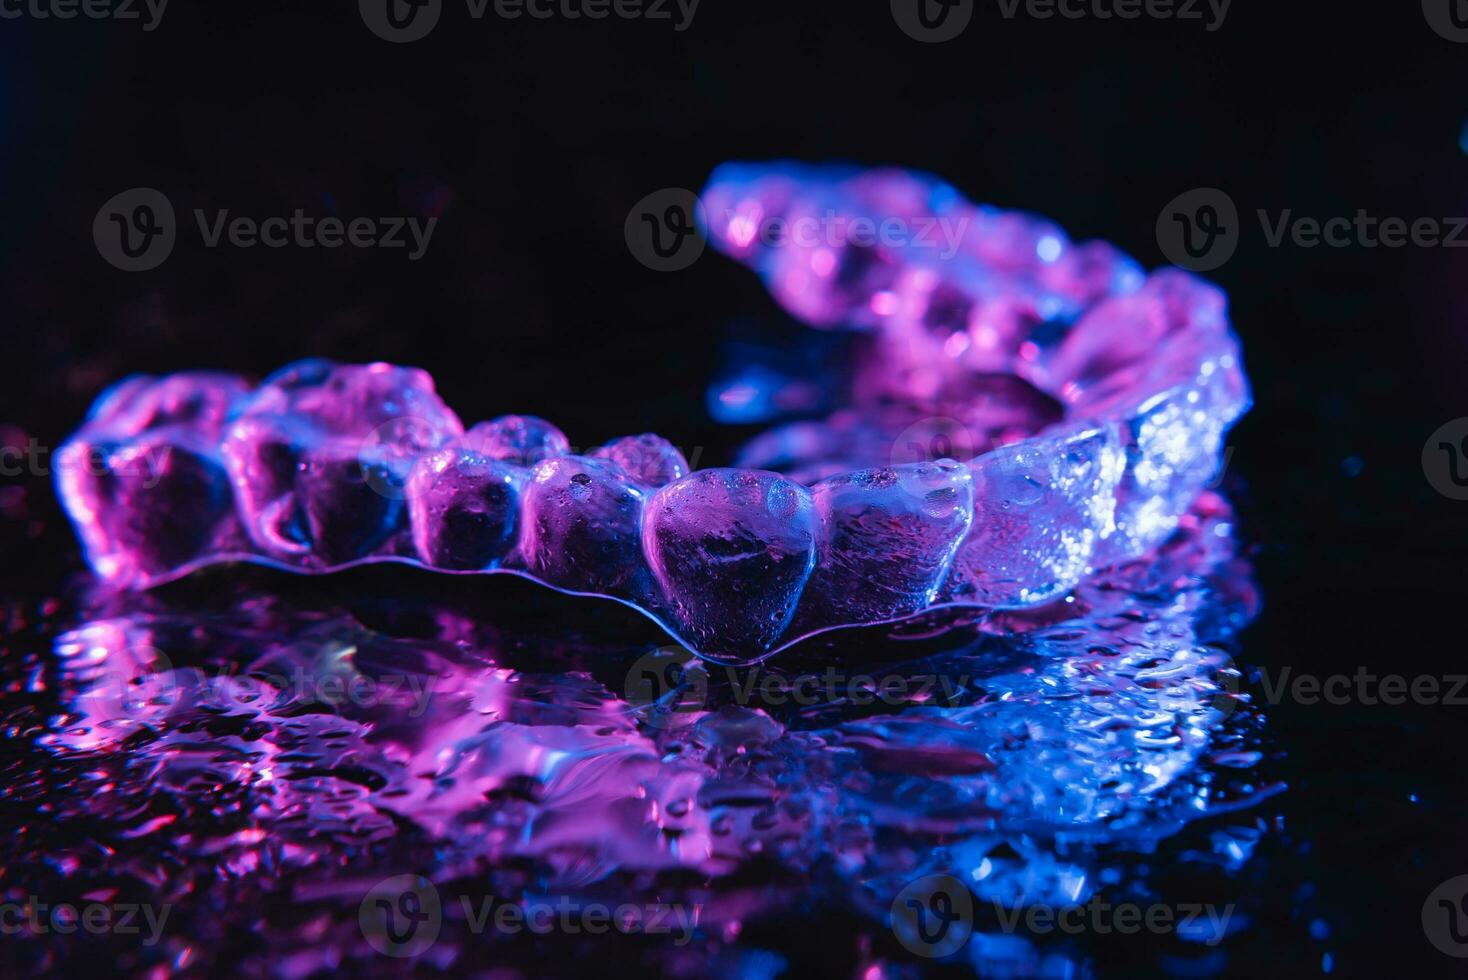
{"left": 1, "top": 1, "right": 1466, "bottom": 975}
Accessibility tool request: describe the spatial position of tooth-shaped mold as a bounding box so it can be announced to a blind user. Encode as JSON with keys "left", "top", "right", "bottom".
{"left": 795, "top": 460, "right": 974, "bottom": 630}
{"left": 406, "top": 445, "right": 525, "bottom": 570}
{"left": 56, "top": 164, "right": 1253, "bottom": 663}
{"left": 706, "top": 163, "right": 1245, "bottom": 603}
{"left": 220, "top": 359, "right": 462, "bottom": 565}
{"left": 943, "top": 426, "right": 1126, "bottom": 607}
{"left": 642, "top": 469, "right": 817, "bottom": 663}
{"left": 518, "top": 456, "right": 647, "bottom": 594}
{"left": 1043, "top": 270, "right": 1227, "bottom": 409}
{"left": 294, "top": 446, "right": 405, "bottom": 565}
{"left": 1038, "top": 239, "right": 1145, "bottom": 308}
{"left": 55, "top": 372, "right": 251, "bottom": 587}
{"left": 700, "top": 161, "right": 1145, "bottom": 343}
{"left": 460, "top": 415, "right": 570, "bottom": 466}
{"left": 592, "top": 434, "right": 690, "bottom": 487}
{"left": 1097, "top": 343, "right": 1248, "bottom": 565}
{"left": 1039, "top": 272, "right": 1248, "bottom": 565}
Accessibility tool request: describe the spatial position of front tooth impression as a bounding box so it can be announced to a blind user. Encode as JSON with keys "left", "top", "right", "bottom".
{"left": 591, "top": 433, "right": 690, "bottom": 487}
{"left": 407, "top": 444, "right": 526, "bottom": 571}
{"left": 220, "top": 360, "right": 463, "bottom": 565}
{"left": 642, "top": 469, "right": 817, "bottom": 662}
{"left": 461, "top": 415, "right": 570, "bottom": 466}
{"left": 799, "top": 460, "right": 975, "bottom": 628}
{"left": 55, "top": 372, "right": 250, "bottom": 587}
{"left": 519, "top": 455, "right": 647, "bottom": 595}
{"left": 945, "top": 427, "right": 1124, "bottom": 608}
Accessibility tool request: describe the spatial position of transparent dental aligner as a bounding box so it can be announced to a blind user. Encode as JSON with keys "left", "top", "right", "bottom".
{"left": 55, "top": 371, "right": 253, "bottom": 585}
{"left": 54, "top": 163, "right": 1249, "bottom": 663}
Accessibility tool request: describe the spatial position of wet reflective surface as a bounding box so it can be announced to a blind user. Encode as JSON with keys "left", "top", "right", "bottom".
{"left": 0, "top": 493, "right": 1286, "bottom": 977}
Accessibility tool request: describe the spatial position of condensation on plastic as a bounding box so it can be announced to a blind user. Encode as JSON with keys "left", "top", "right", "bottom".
{"left": 54, "top": 163, "right": 1249, "bottom": 663}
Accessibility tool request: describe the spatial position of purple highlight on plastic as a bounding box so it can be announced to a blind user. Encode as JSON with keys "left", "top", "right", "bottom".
{"left": 34, "top": 495, "right": 1264, "bottom": 976}
{"left": 54, "top": 162, "right": 1250, "bottom": 663}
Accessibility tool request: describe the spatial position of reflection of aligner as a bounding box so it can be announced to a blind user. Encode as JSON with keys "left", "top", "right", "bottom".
{"left": 54, "top": 164, "right": 1251, "bottom": 665}
{"left": 40, "top": 496, "right": 1258, "bottom": 862}
{"left": 45, "top": 620, "right": 176, "bottom": 751}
